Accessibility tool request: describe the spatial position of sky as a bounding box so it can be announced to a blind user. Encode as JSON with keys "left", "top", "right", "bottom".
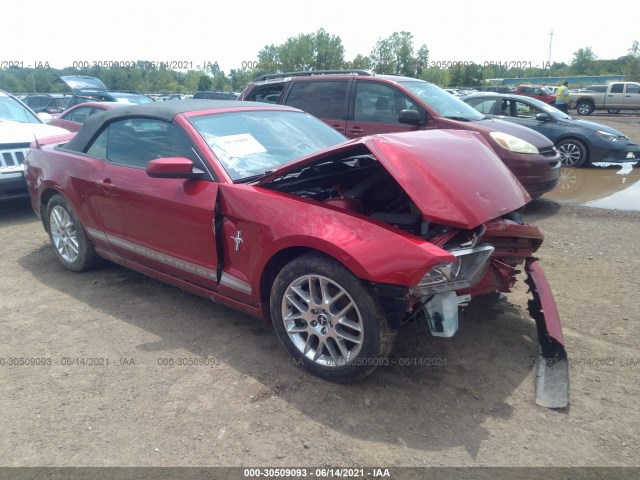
{"left": 2, "top": 0, "right": 636, "bottom": 74}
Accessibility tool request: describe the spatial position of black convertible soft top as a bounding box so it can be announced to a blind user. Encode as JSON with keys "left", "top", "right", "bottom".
{"left": 64, "top": 100, "right": 293, "bottom": 152}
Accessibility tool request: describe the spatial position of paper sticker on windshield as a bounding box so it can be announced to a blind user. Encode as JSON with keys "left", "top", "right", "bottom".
{"left": 211, "top": 134, "right": 266, "bottom": 157}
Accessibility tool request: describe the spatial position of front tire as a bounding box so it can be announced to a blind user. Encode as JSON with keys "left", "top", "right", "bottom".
{"left": 46, "top": 194, "right": 97, "bottom": 272}
{"left": 576, "top": 101, "right": 594, "bottom": 115}
{"left": 270, "top": 253, "right": 396, "bottom": 383}
{"left": 556, "top": 138, "right": 588, "bottom": 167}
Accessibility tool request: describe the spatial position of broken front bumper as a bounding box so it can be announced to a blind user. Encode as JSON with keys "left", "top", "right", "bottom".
{"left": 525, "top": 258, "right": 569, "bottom": 409}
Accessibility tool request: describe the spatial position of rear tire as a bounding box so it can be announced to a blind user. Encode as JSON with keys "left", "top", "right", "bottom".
{"left": 46, "top": 195, "right": 98, "bottom": 272}
{"left": 270, "top": 253, "right": 396, "bottom": 383}
{"left": 576, "top": 101, "right": 594, "bottom": 115}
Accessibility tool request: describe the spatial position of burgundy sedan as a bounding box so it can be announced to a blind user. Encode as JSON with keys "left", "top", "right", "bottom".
{"left": 25, "top": 101, "right": 568, "bottom": 407}
{"left": 49, "top": 102, "right": 122, "bottom": 132}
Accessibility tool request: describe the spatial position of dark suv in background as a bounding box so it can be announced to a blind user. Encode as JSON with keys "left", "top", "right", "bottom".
{"left": 239, "top": 71, "right": 561, "bottom": 197}
{"left": 21, "top": 94, "right": 72, "bottom": 114}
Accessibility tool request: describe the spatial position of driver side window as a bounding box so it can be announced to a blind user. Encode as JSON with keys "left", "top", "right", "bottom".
{"left": 515, "top": 101, "right": 537, "bottom": 118}
{"left": 85, "top": 118, "right": 201, "bottom": 169}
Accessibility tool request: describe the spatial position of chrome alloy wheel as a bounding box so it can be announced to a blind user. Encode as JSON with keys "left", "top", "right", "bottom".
{"left": 281, "top": 274, "right": 364, "bottom": 367}
{"left": 557, "top": 143, "right": 580, "bottom": 166}
{"left": 49, "top": 205, "right": 79, "bottom": 263}
{"left": 556, "top": 140, "right": 587, "bottom": 167}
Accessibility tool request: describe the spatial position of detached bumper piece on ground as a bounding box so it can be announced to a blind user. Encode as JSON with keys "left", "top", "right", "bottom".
{"left": 525, "top": 259, "right": 569, "bottom": 409}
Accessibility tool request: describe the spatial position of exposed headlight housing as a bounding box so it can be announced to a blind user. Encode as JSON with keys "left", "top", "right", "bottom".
{"left": 595, "top": 130, "right": 626, "bottom": 141}
{"left": 410, "top": 245, "right": 495, "bottom": 296}
{"left": 490, "top": 131, "right": 539, "bottom": 154}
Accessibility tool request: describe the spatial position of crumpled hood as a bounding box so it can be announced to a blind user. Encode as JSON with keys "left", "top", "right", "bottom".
{"left": 0, "top": 121, "right": 69, "bottom": 145}
{"left": 260, "top": 130, "right": 530, "bottom": 229}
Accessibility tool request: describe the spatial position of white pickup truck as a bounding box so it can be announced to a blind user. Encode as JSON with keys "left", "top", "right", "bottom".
{"left": 571, "top": 82, "right": 640, "bottom": 115}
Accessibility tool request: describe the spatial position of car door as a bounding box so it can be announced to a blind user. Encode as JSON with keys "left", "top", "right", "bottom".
{"left": 502, "top": 99, "right": 558, "bottom": 140}
{"left": 606, "top": 83, "right": 626, "bottom": 109}
{"left": 281, "top": 79, "right": 350, "bottom": 135}
{"left": 622, "top": 83, "right": 640, "bottom": 109}
{"left": 343, "top": 80, "right": 422, "bottom": 138}
{"left": 83, "top": 117, "right": 220, "bottom": 289}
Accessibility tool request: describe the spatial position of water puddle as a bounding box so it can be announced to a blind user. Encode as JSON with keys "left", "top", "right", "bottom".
{"left": 542, "top": 163, "right": 640, "bottom": 211}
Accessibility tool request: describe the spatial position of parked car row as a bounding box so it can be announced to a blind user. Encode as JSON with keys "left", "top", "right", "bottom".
{"left": 6, "top": 72, "right": 639, "bottom": 207}
{"left": 147, "top": 93, "right": 238, "bottom": 101}
{"left": 20, "top": 76, "right": 156, "bottom": 114}
{"left": 237, "top": 70, "right": 562, "bottom": 198}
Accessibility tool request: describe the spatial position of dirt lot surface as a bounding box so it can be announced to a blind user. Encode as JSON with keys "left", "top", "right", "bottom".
{"left": 1, "top": 115, "right": 639, "bottom": 470}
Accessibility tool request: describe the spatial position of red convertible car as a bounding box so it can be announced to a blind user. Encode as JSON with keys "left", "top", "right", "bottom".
{"left": 25, "top": 101, "right": 568, "bottom": 407}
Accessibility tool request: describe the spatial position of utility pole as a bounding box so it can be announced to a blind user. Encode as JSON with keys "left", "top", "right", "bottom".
{"left": 548, "top": 29, "right": 554, "bottom": 67}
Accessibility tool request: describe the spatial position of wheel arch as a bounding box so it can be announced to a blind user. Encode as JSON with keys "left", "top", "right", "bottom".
{"left": 575, "top": 97, "right": 595, "bottom": 107}
{"left": 258, "top": 246, "right": 411, "bottom": 329}
{"left": 39, "top": 187, "right": 66, "bottom": 232}
{"left": 555, "top": 134, "right": 590, "bottom": 148}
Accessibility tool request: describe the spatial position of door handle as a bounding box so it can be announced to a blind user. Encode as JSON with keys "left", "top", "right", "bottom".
{"left": 347, "top": 127, "right": 364, "bottom": 134}
{"left": 331, "top": 124, "right": 344, "bottom": 132}
{"left": 96, "top": 178, "right": 115, "bottom": 188}
{"left": 95, "top": 179, "right": 117, "bottom": 195}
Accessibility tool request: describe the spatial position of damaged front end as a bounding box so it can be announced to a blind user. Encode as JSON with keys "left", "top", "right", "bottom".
{"left": 258, "top": 129, "right": 569, "bottom": 407}
{"left": 406, "top": 217, "right": 569, "bottom": 408}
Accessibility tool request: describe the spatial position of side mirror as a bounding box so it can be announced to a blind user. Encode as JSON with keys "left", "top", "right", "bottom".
{"left": 146, "top": 157, "right": 204, "bottom": 179}
{"left": 399, "top": 109, "right": 422, "bottom": 126}
{"left": 536, "top": 113, "right": 550, "bottom": 122}
{"left": 37, "top": 112, "right": 53, "bottom": 123}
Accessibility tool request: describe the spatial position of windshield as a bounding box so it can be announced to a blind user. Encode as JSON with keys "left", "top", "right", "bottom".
{"left": 399, "top": 81, "right": 485, "bottom": 121}
{"left": 0, "top": 95, "right": 42, "bottom": 124}
{"left": 190, "top": 110, "right": 346, "bottom": 181}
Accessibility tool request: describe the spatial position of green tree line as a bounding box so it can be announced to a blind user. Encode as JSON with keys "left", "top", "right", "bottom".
{"left": 2, "top": 30, "right": 639, "bottom": 94}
